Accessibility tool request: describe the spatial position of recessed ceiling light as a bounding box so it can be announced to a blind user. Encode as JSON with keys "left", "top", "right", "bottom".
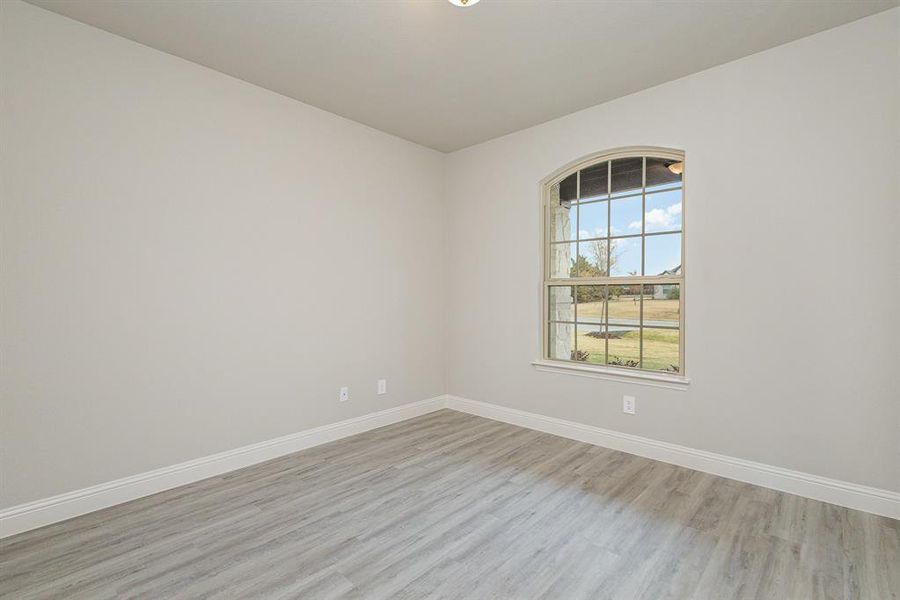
{"left": 448, "top": 0, "right": 481, "bottom": 6}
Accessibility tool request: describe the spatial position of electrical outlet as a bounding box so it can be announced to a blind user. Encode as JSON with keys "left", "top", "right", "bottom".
{"left": 339, "top": 387, "right": 349, "bottom": 402}
{"left": 623, "top": 395, "right": 636, "bottom": 414}
{"left": 377, "top": 379, "right": 387, "bottom": 395}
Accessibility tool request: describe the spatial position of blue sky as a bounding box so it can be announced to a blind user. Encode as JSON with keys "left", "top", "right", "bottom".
{"left": 575, "top": 189, "right": 682, "bottom": 239}
{"left": 560, "top": 188, "right": 682, "bottom": 276}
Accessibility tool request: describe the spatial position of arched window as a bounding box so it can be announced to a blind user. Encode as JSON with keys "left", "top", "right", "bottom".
{"left": 542, "top": 148, "right": 685, "bottom": 379}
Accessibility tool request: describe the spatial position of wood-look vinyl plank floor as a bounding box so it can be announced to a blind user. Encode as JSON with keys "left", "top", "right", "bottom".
{"left": 1, "top": 409, "right": 898, "bottom": 599}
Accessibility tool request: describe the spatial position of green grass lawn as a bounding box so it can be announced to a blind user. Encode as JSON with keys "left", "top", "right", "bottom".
{"left": 577, "top": 327, "right": 679, "bottom": 372}
{"left": 577, "top": 297, "right": 679, "bottom": 323}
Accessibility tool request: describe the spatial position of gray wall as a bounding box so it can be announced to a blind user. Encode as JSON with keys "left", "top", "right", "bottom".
{"left": 2, "top": 1, "right": 898, "bottom": 511}
{"left": 1, "top": 0, "right": 447, "bottom": 508}
{"left": 446, "top": 9, "right": 900, "bottom": 493}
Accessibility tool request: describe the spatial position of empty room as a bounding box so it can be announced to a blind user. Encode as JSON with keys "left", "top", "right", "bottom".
{"left": 1, "top": 0, "right": 898, "bottom": 598}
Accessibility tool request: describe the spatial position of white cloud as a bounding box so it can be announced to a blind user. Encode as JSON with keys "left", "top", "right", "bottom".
{"left": 644, "top": 208, "right": 670, "bottom": 229}
{"left": 630, "top": 202, "right": 682, "bottom": 231}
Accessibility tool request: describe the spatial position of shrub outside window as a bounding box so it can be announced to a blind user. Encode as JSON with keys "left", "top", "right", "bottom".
{"left": 543, "top": 148, "right": 684, "bottom": 375}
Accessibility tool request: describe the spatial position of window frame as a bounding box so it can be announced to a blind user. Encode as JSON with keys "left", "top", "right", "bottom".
{"left": 537, "top": 146, "right": 689, "bottom": 387}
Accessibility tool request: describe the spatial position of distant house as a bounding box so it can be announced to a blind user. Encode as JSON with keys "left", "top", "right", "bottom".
{"left": 654, "top": 265, "right": 682, "bottom": 299}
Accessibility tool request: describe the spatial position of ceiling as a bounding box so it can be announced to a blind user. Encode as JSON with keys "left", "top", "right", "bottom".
{"left": 26, "top": 0, "right": 899, "bottom": 152}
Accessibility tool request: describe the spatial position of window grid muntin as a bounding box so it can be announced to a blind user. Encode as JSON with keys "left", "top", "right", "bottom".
{"left": 555, "top": 230, "right": 681, "bottom": 244}
{"left": 545, "top": 282, "right": 681, "bottom": 371}
{"left": 553, "top": 188, "right": 683, "bottom": 244}
{"left": 543, "top": 150, "right": 684, "bottom": 374}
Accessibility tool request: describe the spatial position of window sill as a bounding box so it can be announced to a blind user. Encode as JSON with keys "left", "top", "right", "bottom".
{"left": 531, "top": 359, "right": 690, "bottom": 391}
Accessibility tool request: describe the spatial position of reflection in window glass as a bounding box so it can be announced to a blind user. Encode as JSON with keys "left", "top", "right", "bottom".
{"left": 644, "top": 233, "right": 681, "bottom": 276}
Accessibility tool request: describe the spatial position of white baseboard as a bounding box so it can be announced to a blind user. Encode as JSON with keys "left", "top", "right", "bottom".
{"left": 0, "top": 395, "right": 448, "bottom": 539}
{"left": 4, "top": 393, "right": 896, "bottom": 539}
{"left": 446, "top": 395, "right": 900, "bottom": 520}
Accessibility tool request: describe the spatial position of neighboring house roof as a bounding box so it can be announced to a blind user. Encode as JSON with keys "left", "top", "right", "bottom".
{"left": 657, "top": 264, "right": 682, "bottom": 276}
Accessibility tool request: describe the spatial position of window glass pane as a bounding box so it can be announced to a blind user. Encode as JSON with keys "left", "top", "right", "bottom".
{"left": 549, "top": 182, "right": 576, "bottom": 242}
{"left": 644, "top": 189, "right": 682, "bottom": 233}
{"left": 641, "top": 328, "right": 680, "bottom": 373}
{"left": 642, "top": 284, "right": 680, "bottom": 329}
{"left": 607, "top": 326, "right": 640, "bottom": 368}
{"left": 576, "top": 323, "right": 606, "bottom": 364}
{"left": 576, "top": 239, "right": 608, "bottom": 277}
{"left": 548, "top": 322, "right": 575, "bottom": 361}
{"left": 644, "top": 233, "right": 681, "bottom": 276}
{"left": 549, "top": 242, "right": 576, "bottom": 278}
{"left": 576, "top": 286, "right": 609, "bottom": 364}
{"left": 548, "top": 286, "right": 574, "bottom": 322}
{"left": 609, "top": 237, "right": 641, "bottom": 277}
{"left": 610, "top": 156, "right": 643, "bottom": 197}
{"left": 575, "top": 285, "right": 606, "bottom": 325}
{"left": 607, "top": 284, "right": 641, "bottom": 327}
{"left": 578, "top": 201, "right": 608, "bottom": 240}
{"left": 558, "top": 172, "right": 577, "bottom": 203}
{"left": 579, "top": 162, "right": 608, "bottom": 200}
{"left": 610, "top": 196, "right": 642, "bottom": 237}
{"left": 645, "top": 157, "right": 682, "bottom": 192}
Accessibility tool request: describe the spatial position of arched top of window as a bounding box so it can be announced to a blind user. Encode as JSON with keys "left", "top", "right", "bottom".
{"left": 544, "top": 147, "right": 684, "bottom": 201}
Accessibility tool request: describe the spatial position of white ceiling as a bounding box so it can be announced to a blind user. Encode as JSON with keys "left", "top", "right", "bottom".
{"left": 26, "top": 0, "right": 899, "bottom": 152}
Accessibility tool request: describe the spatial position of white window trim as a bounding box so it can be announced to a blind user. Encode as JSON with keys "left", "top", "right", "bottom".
{"left": 536, "top": 146, "right": 689, "bottom": 385}
{"left": 532, "top": 359, "right": 690, "bottom": 390}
